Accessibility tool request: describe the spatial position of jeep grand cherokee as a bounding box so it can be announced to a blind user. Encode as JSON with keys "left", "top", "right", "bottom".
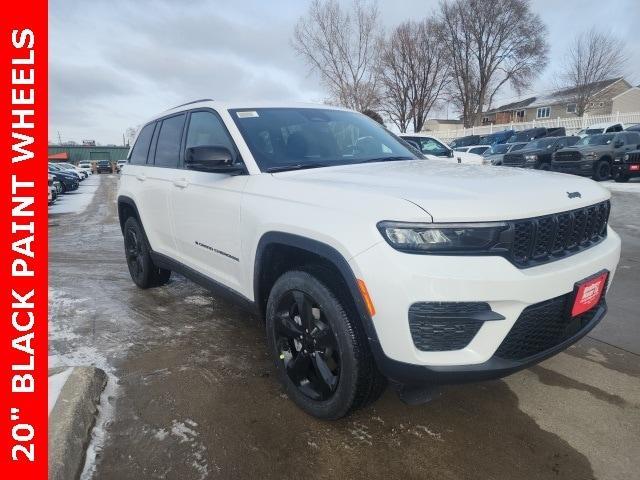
{"left": 117, "top": 100, "right": 621, "bottom": 419}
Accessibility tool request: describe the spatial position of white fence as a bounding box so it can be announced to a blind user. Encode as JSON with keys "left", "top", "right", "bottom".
{"left": 433, "top": 111, "right": 640, "bottom": 142}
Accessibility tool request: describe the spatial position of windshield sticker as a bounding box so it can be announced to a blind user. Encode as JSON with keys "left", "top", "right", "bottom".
{"left": 236, "top": 111, "right": 259, "bottom": 118}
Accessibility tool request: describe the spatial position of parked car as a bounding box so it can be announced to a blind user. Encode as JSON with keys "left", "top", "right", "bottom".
{"left": 612, "top": 148, "right": 640, "bottom": 182}
{"left": 502, "top": 136, "right": 580, "bottom": 170}
{"left": 96, "top": 160, "right": 112, "bottom": 173}
{"left": 482, "top": 142, "right": 528, "bottom": 166}
{"left": 552, "top": 131, "right": 640, "bottom": 180}
{"left": 449, "top": 134, "right": 481, "bottom": 149}
{"left": 49, "top": 162, "right": 82, "bottom": 182}
{"left": 583, "top": 122, "right": 625, "bottom": 135}
{"left": 48, "top": 164, "right": 79, "bottom": 192}
{"left": 624, "top": 123, "right": 640, "bottom": 132}
{"left": 116, "top": 159, "right": 128, "bottom": 172}
{"left": 507, "top": 127, "right": 566, "bottom": 144}
{"left": 117, "top": 100, "right": 620, "bottom": 419}
{"left": 56, "top": 162, "right": 88, "bottom": 179}
{"left": 479, "top": 130, "right": 515, "bottom": 146}
{"left": 399, "top": 133, "right": 484, "bottom": 164}
{"left": 77, "top": 161, "right": 93, "bottom": 174}
{"left": 48, "top": 174, "right": 57, "bottom": 205}
{"left": 454, "top": 145, "right": 491, "bottom": 155}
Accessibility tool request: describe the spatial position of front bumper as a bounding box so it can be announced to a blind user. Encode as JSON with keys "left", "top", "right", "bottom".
{"left": 552, "top": 160, "right": 595, "bottom": 176}
{"left": 612, "top": 162, "right": 640, "bottom": 178}
{"left": 349, "top": 229, "right": 621, "bottom": 384}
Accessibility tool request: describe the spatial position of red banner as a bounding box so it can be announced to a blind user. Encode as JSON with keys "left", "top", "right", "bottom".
{"left": 0, "top": 0, "right": 48, "bottom": 477}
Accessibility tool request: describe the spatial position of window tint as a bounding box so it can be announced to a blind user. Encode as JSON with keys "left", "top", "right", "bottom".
{"left": 154, "top": 114, "right": 186, "bottom": 168}
{"left": 185, "top": 111, "right": 235, "bottom": 152}
{"left": 627, "top": 132, "right": 640, "bottom": 144}
{"left": 417, "top": 138, "right": 449, "bottom": 156}
{"left": 129, "top": 123, "right": 155, "bottom": 165}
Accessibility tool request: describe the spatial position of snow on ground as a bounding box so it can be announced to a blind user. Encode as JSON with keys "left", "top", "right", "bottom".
{"left": 48, "top": 367, "right": 72, "bottom": 415}
{"left": 602, "top": 179, "right": 640, "bottom": 194}
{"left": 49, "top": 174, "right": 102, "bottom": 215}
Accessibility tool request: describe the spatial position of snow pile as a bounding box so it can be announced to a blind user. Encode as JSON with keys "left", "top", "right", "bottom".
{"left": 49, "top": 175, "right": 101, "bottom": 215}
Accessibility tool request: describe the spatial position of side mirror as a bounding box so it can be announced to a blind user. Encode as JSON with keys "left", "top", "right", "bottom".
{"left": 185, "top": 145, "right": 244, "bottom": 174}
{"left": 448, "top": 148, "right": 454, "bottom": 158}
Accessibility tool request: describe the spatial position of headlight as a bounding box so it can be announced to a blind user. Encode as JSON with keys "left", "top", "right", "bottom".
{"left": 585, "top": 152, "right": 596, "bottom": 159}
{"left": 524, "top": 154, "right": 537, "bottom": 163}
{"left": 624, "top": 153, "right": 630, "bottom": 161}
{"left": 377, "top": 221, "right": 508, "bottom": 253}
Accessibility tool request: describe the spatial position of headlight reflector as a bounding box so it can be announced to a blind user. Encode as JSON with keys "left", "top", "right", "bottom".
{"left": 377, "top": 221, "right": 508, "bottom": 253}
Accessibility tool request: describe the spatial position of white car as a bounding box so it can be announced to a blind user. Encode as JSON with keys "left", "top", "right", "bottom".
{"left": 77, "top": 161, "right": 93, "bottom": 174}
{"left": 56, "top": 162, "right": 88, "bottom": 179}
{"left": 579, "top": 122, "right": 625, "bottom": 137}
{"left": 454, "top": 145, "right": 492, "bottom": 155}
{"left": 118, "top": 100, "right": 621, "bottom": 419}
{"left": 116, "top": 159, "right": 128, "bottom": 172}
{"left": 398, "top": 133, "right": 484, "bottom": 164}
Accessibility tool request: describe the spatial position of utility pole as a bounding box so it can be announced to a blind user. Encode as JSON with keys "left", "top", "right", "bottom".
{"left": 57, "top": 131, "right": 62, "bottom": 145}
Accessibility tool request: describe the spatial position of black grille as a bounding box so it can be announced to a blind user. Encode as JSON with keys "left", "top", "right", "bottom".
{"left": 495, "top": 293, "right": 604, "bottom": 360}
{"left": 510, "top": 201, "right": 609, "bottom": 267}
{"left": 625, "top": 151, "right": 640, "bottom": 163}
{"left": 503, "top": 153, "right": 525, "bottom": 166}
{"left": 409, "top": 302, "right": 488, "bottom": 351}
{"left": 554, "top": 151, "right": 582, "bottom": 162}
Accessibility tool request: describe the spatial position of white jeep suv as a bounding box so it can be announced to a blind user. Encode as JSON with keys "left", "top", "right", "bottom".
{"left": 118, "top": 100, "right": 621, "bottom": 419}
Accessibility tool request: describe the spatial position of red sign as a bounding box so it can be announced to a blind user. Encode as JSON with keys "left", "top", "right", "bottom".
{"left": 571, "top": 271, "right": 608, "bottom": 317}
{"left": 0, "top": 1, "right": 47, "bottom": 477}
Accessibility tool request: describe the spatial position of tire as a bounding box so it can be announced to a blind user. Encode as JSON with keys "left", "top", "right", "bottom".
{"left": 123, "top": 217, "right": 171, "bottom": 288}
{"left": 593, "top": 159, "right": 611, "bottom": 181}
{"left": 266, "top": 269, "right": 386, "bottom": 419}
{"left": 614, "top": 171, "right": 629, "bottom": 183}
{"left": 539, "top": 163, "right": 551, "bottom": 171}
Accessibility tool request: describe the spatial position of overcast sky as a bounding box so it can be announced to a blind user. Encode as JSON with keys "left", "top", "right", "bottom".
{"left": 50, "top": 0, "right": 640, "bottom": 145}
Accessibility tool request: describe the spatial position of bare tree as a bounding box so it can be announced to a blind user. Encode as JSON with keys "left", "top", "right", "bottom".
{"left": 125, "top": 126, "right": 138, "bottom": 147}
{"left": 292, "top": 0, "right": 381, "bottom": 111}
{"left": 379, "top": 20, "right": 450, "bottom": 132}
{"left": 559, "top": 28, "right": 626, "bottom": 117}
{"left": 439, "top": 0, "right": 548, "bottom": 127}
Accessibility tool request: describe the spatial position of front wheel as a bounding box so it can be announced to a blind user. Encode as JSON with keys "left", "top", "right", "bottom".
{"left": 593, "top": 159, "right": 611, "bottom": 181}
{"left": 266, "top": 269, "right": 385, "bottom": 419}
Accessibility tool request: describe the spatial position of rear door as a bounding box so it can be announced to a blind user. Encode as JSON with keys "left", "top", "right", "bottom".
{"left": 170, "top": 109, "right": 249, "bottom": 293}
{"left": 137, "top": 114, "right": 186, "bottom": 258}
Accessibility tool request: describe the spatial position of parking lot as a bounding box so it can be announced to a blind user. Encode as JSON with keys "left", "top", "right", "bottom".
{"left": 49, "top": 175, "right": 640, "bottom": 480}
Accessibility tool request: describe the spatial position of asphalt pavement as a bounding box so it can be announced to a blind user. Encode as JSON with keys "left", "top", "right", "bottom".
{"left": 48, "top": 174, "right": 640, "bottom": 480}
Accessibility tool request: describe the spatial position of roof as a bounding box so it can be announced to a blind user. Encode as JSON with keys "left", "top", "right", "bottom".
{"left": 488, "top": 78, "right": 626, "bottom": 114}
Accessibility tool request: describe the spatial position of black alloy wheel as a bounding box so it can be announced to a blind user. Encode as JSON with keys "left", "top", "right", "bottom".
{"left": 594, "top": 160, "right": 611, "bottom": 181}
{"left": 273, "top": 289, "right": 340, "bottom": 401}
{"left": 123, "top": 216, "right": 171, "bottom": 288}
{"left": 125, "top": 227, "right": 144, "bottom": 281}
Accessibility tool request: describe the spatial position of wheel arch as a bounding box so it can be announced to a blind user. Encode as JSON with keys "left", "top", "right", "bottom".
{"left": 117, "top": 195, "right": 144, "bottom": 234}
{"left": 253, "top": 232, "right": 377, "bottom": 342}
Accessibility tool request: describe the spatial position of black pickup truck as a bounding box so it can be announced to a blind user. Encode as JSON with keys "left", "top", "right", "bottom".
{"left": 612, "top": 148, "right": 640, "bottom": 182}
{"left": 96, "top": 160, "right": 113, "bottom": 174}
{"left": 502, "top": 136, "right": 579, "bottom": 170}
{"left": 552, "top": 131, "right": 640, "bottom": 181}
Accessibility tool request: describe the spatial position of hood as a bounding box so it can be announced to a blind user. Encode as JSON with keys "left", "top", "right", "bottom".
{"left": 273, "top": 160, "right": 610, "bottom": 222}
{"left": 560, "top": 144, "right": 611, "bottom": 153}
{"left": 425, "top": 151, "right": 483, "bottom": 165}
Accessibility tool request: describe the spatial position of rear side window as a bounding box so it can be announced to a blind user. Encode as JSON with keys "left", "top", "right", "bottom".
{"left": 154, "top": 114, "right": 186, "bottom": 168}
{"left": 185, "top": 111, "right": 235, "bottom": 153}
{"left": 129, "top": 123, "right": 155, "bottom": 165}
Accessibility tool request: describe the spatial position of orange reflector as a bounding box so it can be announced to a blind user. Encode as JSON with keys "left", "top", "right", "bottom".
{"left": 357, "top": 279, "right": 376, "bottom": 317}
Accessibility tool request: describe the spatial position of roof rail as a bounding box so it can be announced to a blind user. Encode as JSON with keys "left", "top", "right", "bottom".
{"left": 168, "top": 98, "right": 214, "bottom": 110}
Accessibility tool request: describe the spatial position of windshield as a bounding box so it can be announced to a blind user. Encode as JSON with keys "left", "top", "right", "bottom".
{"left": 576, "top": 134, "right": 614, "bottom": 146}
{"left": 230, "top": 108, "right": 418, "bottom": 172}
{"left": 525, "top": 138, "right": 557, "bottom": 150}
{"left": 485, "top": 144, "right": 509, "bottom": 155}
{"left": 449, "top": 136, "right": 477, "bottom": 148}
{"left": 509, "top": 143, "right": 527, "bottom": 152}
{"left": 585, "top": 128, "right": 604, "bottom": 135}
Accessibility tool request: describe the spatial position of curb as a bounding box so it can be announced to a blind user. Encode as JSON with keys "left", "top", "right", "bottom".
{"left": 48, "top": 366, "right": 107, "bottom": 480}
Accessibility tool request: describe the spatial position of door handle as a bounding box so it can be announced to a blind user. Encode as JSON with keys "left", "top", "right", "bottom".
{"left": 173, "top": 179, "right": 188, "bottom": 188}
{"left": 136, "top": 174, "right": 146, "bottom": 182}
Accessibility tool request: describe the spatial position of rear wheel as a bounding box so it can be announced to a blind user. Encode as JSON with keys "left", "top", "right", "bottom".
{"left": 123, "top": 217, "right": 171, "bottom": 288}
{"left": 593, "top": 159, "right": 611, "bottom": 181}
{"left": 266, "top": 269, "right": 385, "bottom": 419}
{"left": 539, "top": 162, "right": 551, "bottom": 171}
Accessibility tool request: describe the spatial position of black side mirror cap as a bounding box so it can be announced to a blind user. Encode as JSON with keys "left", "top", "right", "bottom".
{"left": 185, "top": 145, "right": 245, "bottom": 174}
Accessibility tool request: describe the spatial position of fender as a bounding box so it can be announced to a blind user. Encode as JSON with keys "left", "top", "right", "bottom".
{"left": 253, "top": 232, "right": 381, "bottom": 346}
{"left": 117, "top": 195, "right": 144, "bottom": 234}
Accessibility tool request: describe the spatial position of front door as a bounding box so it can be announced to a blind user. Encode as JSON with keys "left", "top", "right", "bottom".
{"left": 170, "top": 109, "right": 248, "bottom": 294}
